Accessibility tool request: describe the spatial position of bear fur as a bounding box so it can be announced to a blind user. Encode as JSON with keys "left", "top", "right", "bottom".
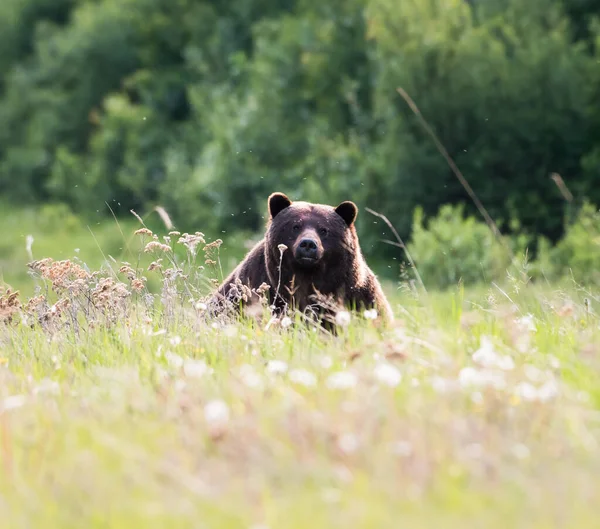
{"left": 209, "top": 192, "right": 393, "bottom": 325}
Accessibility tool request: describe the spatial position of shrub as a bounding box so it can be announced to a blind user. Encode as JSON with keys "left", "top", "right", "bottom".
{"left": 542, "top": 202, "right": 600, "bottom": 285}
{"left": 407, "top": 204, "right": 512, "bottom": 290}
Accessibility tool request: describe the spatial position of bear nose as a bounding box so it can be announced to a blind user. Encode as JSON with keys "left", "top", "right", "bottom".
{"left": 297, "top": 238, "right": 318, "bottom": 259}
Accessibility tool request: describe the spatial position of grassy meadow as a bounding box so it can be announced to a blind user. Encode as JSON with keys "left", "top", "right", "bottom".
{"left": 1, "top": 205, "right": 600, "bottom": 528}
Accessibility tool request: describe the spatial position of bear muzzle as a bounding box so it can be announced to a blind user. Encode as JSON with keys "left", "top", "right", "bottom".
{"left": 294, "top": 236, "right": 323, "bottom": 268}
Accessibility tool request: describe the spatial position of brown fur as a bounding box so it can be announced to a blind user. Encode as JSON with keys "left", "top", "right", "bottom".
{"left": 209, "top": 193, "right": 393, "bottom": 325}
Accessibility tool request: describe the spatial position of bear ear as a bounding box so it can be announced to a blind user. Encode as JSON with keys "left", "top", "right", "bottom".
{"left": 268, "top": 192, "right": 292, "bottom": 219}
{"left": 335, "top": 201, "right": 358, "bottom": 227}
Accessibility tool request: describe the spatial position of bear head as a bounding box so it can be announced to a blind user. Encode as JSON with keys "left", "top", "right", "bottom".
{"left": 265, "top": 192, "right": 359, "bottom": 280}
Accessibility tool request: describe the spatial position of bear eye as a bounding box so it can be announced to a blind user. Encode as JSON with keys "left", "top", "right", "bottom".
{"left": 318, "top": 227, "right": 328, "bottom": 237}
{"left": 292, "top": 225, "right": 301, "bottom": 233}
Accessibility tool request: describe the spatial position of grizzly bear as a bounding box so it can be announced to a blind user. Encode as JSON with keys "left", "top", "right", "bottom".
{"left": 209, "top": 192, "right": 393, "bottom": 326}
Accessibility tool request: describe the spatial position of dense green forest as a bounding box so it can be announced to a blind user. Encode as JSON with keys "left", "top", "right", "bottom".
{"left": 1, "top": 0, "right": 600, "bottom": 254}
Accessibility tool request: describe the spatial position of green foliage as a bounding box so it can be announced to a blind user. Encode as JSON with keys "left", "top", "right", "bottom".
{"left": 534, "top": 202, "right": 600, "bottom": 284}
{"left": 1, "top": 0, "right": 600, "bottom": 262}
{"left": 407, "top": 204, "right": 512, "bottom": 290}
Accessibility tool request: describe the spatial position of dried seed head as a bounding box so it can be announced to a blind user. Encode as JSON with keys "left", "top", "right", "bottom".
{"left": 134, "top": 228, "right": 153, "bottom": 237}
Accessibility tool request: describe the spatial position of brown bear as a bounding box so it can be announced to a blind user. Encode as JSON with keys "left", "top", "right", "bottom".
{"left": 208, "top": 192, "right": 394, "bottom": 326}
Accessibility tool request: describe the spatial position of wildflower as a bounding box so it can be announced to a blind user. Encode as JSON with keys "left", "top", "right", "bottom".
{"left": 134, "top": 228, "right": 153, "bottom": 237}
{"left": 373, "top": 363, "right": 402, "bottom": 387}
{"left": 169, "top": 335, "right": 182, "bottom": 347}
{"left": 144, "top": 241, "right": 171, "bottom": 253}
{"left": 266, "top": 360, "right": 288, "bottom": 375}
{"left": 514, "top": 382, "right": 539, "bottom": 402}
{"left": 289, "top": 369, "right": 317, "bottom": 387}
{"left": 319, "top": 356, "right": 333, "bottom": 369}
{"left": 537, "top": 380, "right": 559, "bottom": 402}
{"left": 515, "top": 313, "right": 537, "bottom": 333}
{"left": 458, "top": 367, "right": 506, "bottom": 390}
{"left": 337, "top": 433, "right": 359, "bottom": 455}
{"left": 278, "top": 244, "right": 288, "bottom": 253}
{"left": 239, "top": 365, "right": 263, "bottom": 390}
{"left": 178, "top": 233, "right": 206, "bottom": 255}
{"left": 524, "top": 364, "right": 544, "bottom": 383}
{"left": 195, "top": 302, "right": 208, "bottom": 312}
{"left": 131, "top": 279, "right": 145, "bottom": 292}
{"left": 431, "top": 375, "right": 454, "bottom": 393}
{"left": 33, "top": 379, "right": 60, "bottom": 396}
{"left": 280, "top": 316, "right": 293, "bottom": 328}
{"left": 165, "top": 352, "right": 184, "bottom": 369}
{"left": 326, "top": 371, "right": 358, "bottom": 390}
{"left": 363, "top": 309, "right": 378, "bottom": 320}
{"left": 204, "top": 400, "right": 230, "bottom": 426}
{"left": 472, "top": 336, "right": 514, "bottom": 371}
{"left": 183, "top": 360, "right": 208, "bottom": 379}
{"left": 335, "top": 310, "right": 351, "bottom": 327}
{"left": 148, "top": 260, "right": 163, "bottom": 272}
{"left": 2, "top": 395, "right": 26, "bottom": 411}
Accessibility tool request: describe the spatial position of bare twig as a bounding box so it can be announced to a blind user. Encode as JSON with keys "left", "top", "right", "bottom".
{"left": 550, "top": 173, "right": 573, "bottom": 203}
{"left": 365, "top": 207, "right": 427, "bottom": 294}
{"left": 396, "top": 87, "right": 515, "bottom": 262}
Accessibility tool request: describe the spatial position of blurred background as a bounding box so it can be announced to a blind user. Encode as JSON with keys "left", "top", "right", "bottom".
{"left": 1, "top": 0, "right": 600, "bottom": 294}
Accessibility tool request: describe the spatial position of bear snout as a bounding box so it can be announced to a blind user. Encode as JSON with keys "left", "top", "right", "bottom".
{"left": 294, "top": 235, "right": 323, "bottom": 267}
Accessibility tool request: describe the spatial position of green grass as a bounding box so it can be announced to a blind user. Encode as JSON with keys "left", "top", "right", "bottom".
{"left": 1, "top": 209, "right": 600, "bottom": 528}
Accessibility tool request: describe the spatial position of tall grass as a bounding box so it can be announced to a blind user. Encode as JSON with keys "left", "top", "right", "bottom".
{"left": 1, "top": 218, "right": 600, "bottom": 528}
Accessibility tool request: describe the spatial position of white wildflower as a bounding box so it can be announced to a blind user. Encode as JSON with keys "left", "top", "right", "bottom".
{"left": 537, "top": 380, "right": 559, "bottom": 402}
{"left": 458, "top": 367, "right": 506, "bottom": 390}
{"left": 472, "top": 336, "right": 514, "bottom": 371}
{"left": 319, "top": 356, "right": 333, "bottom": 369}
{"left": 239, "top": 365, "right": 263, "bottom": 390}
{"left": 524, "top": 364, "right": 544, "bottom": 383}
{"left": 337, "top": 433, "right": 359, "bottom": 455}
{"left": 33, "top": 379, "right": 60, "bottom": 396}
{"left": 326, "top": 371, "right": 358, "bottom": 390}
{"left": 204, "top": 400, "right": 230, "bottom": 426}
{"left": 514, "top": 382, "right": 539, "bottom": 401}
{"left": 363, "top": 309, "right": 378, "bottom": 320}
{"left": 289, "top": 369, "right": 317, "bottom": 387}
{"left": 169, "top": 335, "right": 182, "bottom": 347}
{"left": 278, "top": 244, "right": 288, "bottom": 253}
{"left": 548, "top": 356, "right": 561, "bottom": 369}
{"left": 516, "top": 313, "right": 537, "bottom": 332}
{"left": 373, "top": 363, "right": 402, "bottom": 387}
{"left": 431, "top": 376, "right": 453, "bottom": 393}
{"left": 2, "top": 395, "right": 26, "bottom": 412}
{"left": 195, "top": 302, "right": 208, "bottom": 311}
{"left": 280, "top": 316, "right": 293, "bottom": 329}
{"left": 165, "top": 351, "right": 184, "bottom": 369}
{"left": 266, "top": 360, "right": 288, "bottom": 375}
{"left": 183, "top": 360, "right": 208, "bottom": 379}
{"left": 335, "top": 310, "right": 351, "bottom": 327}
